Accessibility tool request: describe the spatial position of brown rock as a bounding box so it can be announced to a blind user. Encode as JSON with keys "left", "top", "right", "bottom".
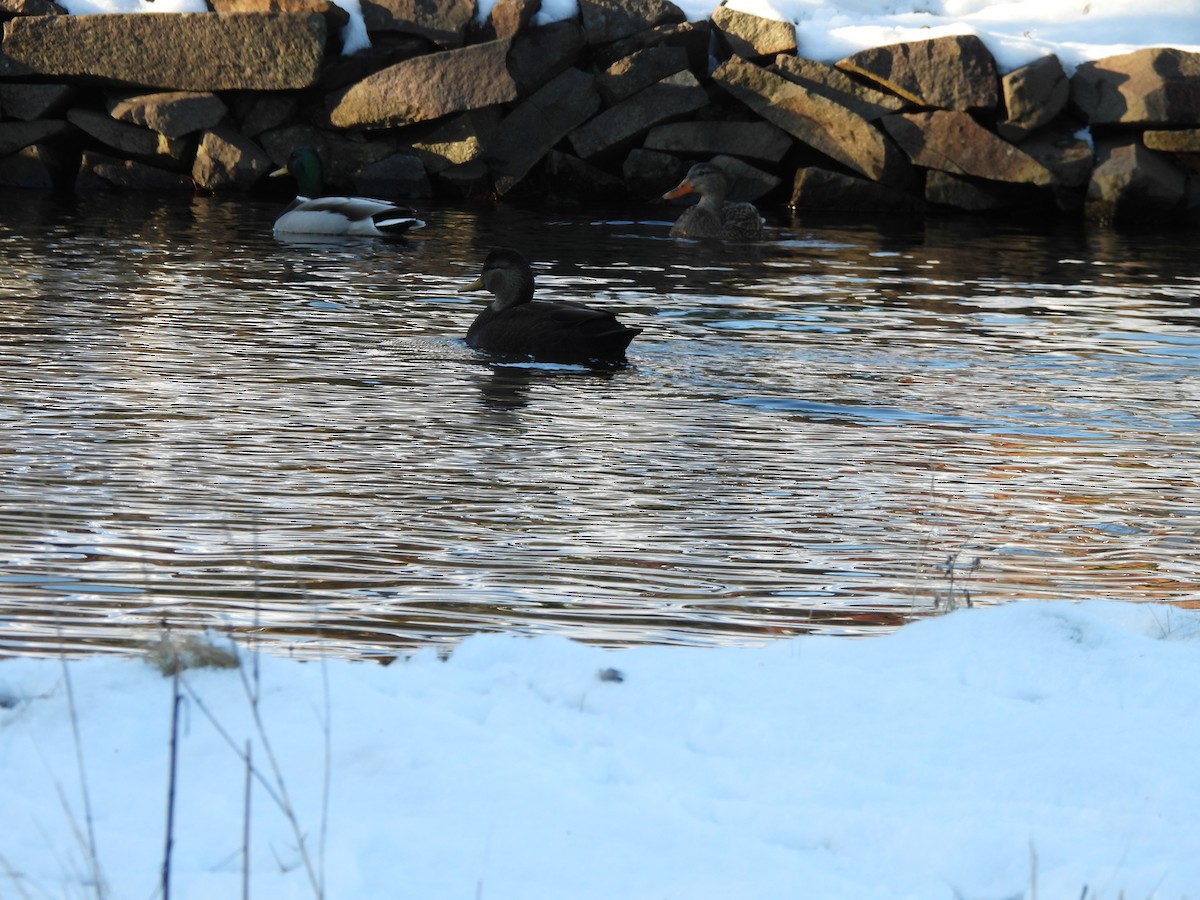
{"left": 192, "top": 124, "right": 272, "bottom": 191}
{"left": 597, "top": 46, "right": 689, "bottom": 105}
{"left": 0, "top": 0, "right": 65, "bottom": 15}
{"left": 76, "top": 149, "right": 194, "bottom": 192}
{"left": 577, "top": 0, "right": 685, "bottom": 46}
{"left": 0, "top": 82, "right": 73, "bottom": 120}
{"left": 707, "top": 153, "right": 779, "bottom": 201}
{"left": 924, "top": 169, "right": 1044, "bottom": 211}
{"left": 837, "top": 34, "right": 999, "bottom": 112}
{"left": 711, "top": 2, "right": 796, "bottom": 61}
{"left": 2, "top": 13, "right": 326, "bottom": 91}
{"left": 881, "top": 110, "right": 1053, "bottom": 185}
{"left": 359, "top": 0, "right": 474, "bottom": 46}
{"left": 789, "top": 166, "right": 921, "bottom": 212}
{"left": 66, "top": 108, "right": 190, "bottom": 168}
{"left": 232, "top": 94, "right": 300, "bottom": 138}
{"left": 507, "top": 20, "right": 586, "bottom": 94}
{"left": 1144, "top": 128, "right": 1200, "bottom": 152}
{"left": 594, "top": 20, "right": 710, "bottom": 71}
{"left": 1085, "top": 135, "right": 1187, "bottom": 223}
{"left": 352, "top": 152, "right": 432, "bottom": 198}
{"left": 320, "top": 34, "right": 433, "bottom": 90}
{"left": 489, "top": 0, "right": 539, "bottom": 39}
{"left": 0, "top": 119, "right": 69, "bottom": 155}
{"left": 108, "top": 91, "right": 228, "bottom": 139}
{"left": 208, "top": 0, "right": 348, "bottom": 27}
{"left": 329, "top": 39, "right": 517, "bottom": 128}
{"left": 1020, "top": 125, "right": 1094, "bottom": 189}
{"left": 713, "top": 55, "right": 910, "bottom": 184}
{"left": 643, "top": 119, "right": 793, "bottom": 163}
{"left": 408, "top": 109, "right": 500, "bottom": 172}
{"left": 259, "top": 124, "right": 398, "bottom": 187}
{"left": 773, "top": 55, "right": 908, "bottom": 120}
{"left": 487, "top": 67, "right": 602, "bottom": 195}
{"left": 1071, "top": 48, "right": 1200, "bottom": 126}
{"left": 998, "top": 54, "right": 1068, "bottom": 141}
{"left": 568, "top": 70, "right": 709, "bottom": 160}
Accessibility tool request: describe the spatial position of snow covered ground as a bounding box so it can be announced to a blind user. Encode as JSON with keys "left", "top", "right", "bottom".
{"left": 2, "top": 600, "right": 1198, "bottom": 899}
{"left": 55, "top": 0, "right": 1200, "bottom": 71}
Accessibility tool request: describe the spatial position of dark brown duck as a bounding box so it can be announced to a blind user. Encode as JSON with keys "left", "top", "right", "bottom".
{"left": 462, "top": 249, "right": 642, "bottom": 365}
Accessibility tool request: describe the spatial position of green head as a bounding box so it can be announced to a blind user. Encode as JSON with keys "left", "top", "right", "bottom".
{"left": 270, "top": 146, "right": 324, "bottom": 197}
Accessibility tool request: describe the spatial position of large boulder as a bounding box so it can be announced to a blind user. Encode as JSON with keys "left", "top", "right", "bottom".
{"left": 836, "top": 34, "right": 999, "bottom": 112}
{"left": 577, "top": 0, "right": 685, "bottom": 46}
{"left": 76, "top": 149, "right": 194, "bottom": 191}
{"left": 352, "top": 153, "right": 431, "bottom": 198}
{"left": 713, "top": 55, "right": 910, "bottom": 185}
{"left": 0, "top": 118, "right": 69, "bottom": 155}
{"left": 506, "top": 20, "right": 586, "bottom": 94}
{"left": 358, "top": 0, "right": 474, "bottom": 46}
{"left": 65, "top": 108, "right": 189, "bottom": 168}
{"left": 710, "top": 2, "right": 796, "bottom": 61}
{"left": 329, "top": 38, "right": 517, "bottom": 128}
{"left": 881, "top": 110, "right": 1053, "bottom": 185}
{"left": 924, "top": 170, "right": 1045, "bottom": 211}
{"left": 487, "top": 67, "right": 602, "bottom": 195}
{"left": 773, "top": 55, "right": 908, "bottom": 121}
{"left": 408, "top": 109, "right": 500, "bottom": 173}
{"left": 789, "top": 166, "right": 922, "bottom": 213}
{"left": 0, "top": 144, "right": 64, "bottom": 189}
{"left": 192, "top": 125, "right": 273, "bottom": 191}
{"left": 0, "top": 81, "right": 73, "bottom": 120}
{"left": 568, "top": 70, "right": 708, "bottom": 160}
{"left": 1143, "top": 128, "right": 1200, "bottom": 152}
{"left": 998, "top": 54, "right": 1068, "bottom": 141}
{"left": 1085, "top": 135, "right": 1187, "bottom": 223}
{"left": 107, "top": 91, "right": 228, "bottom": 139}
{"left": 1071, "top": 48, "right": 1200, "bottom": 126}
{"left": 596, "top": 46, "right": 689, "bottom": 105}
{"left": 2, "top": 13, "right": 326, "bottom": 90}
{"left": 643, "top": 119, "right": 793, "bottom": 163}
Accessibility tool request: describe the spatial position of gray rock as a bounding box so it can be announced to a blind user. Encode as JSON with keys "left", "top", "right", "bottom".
{"left": 66, "top": 108, "right": 190, "bottom": 168}
{"left": 577, "top": 0, "right": 685, "bottom": 46}
{"left": 706, "top": 153, "right": 779, "bottom": 201}
{"left": 643, "top": 119, "right": 793, "bottom": 163}
{"left": 713, "top": 56, "right": 910, "bottom": 185}
{"left": 1085, "top": 135, "right": 1187, "bottom": 223}
{"left": 329, "top": 39, "right": 517, "bottom": 128}
{"left": 359, "top": 0, "right": 474, "bottom": 46}
{"left": 881, "top": 110, "right": 1053, "bottom": 185}
{"left": 596, "top": 46, "right": 689, "bottom": 105}
{"left": 0, "top": 119, "right": 70, "bottom": 156}
{"left": 434, "top": 158, "right": 491, "bottom": 198}
{"left": 593, "top": 20, "right": 710, "bottom": 71}
{"left": 998, "top": 54, "right": 1068, "bottom": 141}
{"left": 568, "top": 70, "right": 708, "bottom": 160}
{"left": 352, "top": 152, "right": 432, "bottom": 198}
{"left": 924, "top": 169, "right": 1044, "bottom": 211}
{"left": 108, "top": 91, "right": 228, "bottom": 139}
{"left": 192, "top": 124, "right": 272, "bottom": 191}
{"left": 621, "top": 146, "right": 684, "bottom": 198}
{"left": 507, "top": 20, "right": 586, "bottom": 95}
{"left": 545, "top": 150, "right": 627, "bottom": 199}
{"left": 259, "top": 124, "right": 399, "bottom": 188}
{"left": 837, "top": 34, "right": 999, "bottom": 112}
{"left": 789, "top": 166, "right": 921, "bottom": 212}
{"left": 3, "top": 13, "right": 326, "bottom": 91}
{"left": 76, "top": 149, "right": 194, "bottom": 192}
{"left": 1019, "top": 125, "right": 1094, "bottom": 189}
{"left": 0, "top": 0, "right": 66, "bottom": 15}
{"left": 0, "top": 144, "right": 62, "bottom": 189}
{"left": 0, "top": 82, "right": 74, "bottom": 121}
{"left": 487, "top": 67, "right": 602, "bottom": 195}
{"left": 232, "top": 94, "right": 301, "bottom": 138}
{"left": 773, "top": 55, "right": 908, "bottom": 121}
{"left": 1071, "top": 48, "right": 1200, "bottom": 126}
{"left": 710, "top": 3, "right": 796, "bottom": 61}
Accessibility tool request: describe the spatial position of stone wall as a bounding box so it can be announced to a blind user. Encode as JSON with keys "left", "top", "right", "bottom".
{"left": 2, "top": 0, "right": 1199, "bottom": 227}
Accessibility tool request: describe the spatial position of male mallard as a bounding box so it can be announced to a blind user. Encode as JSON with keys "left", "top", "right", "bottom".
{"left": 270, "top": 147, "right": 425, "bottom": 238}
{"left": 461, "top": 249, "right": 642, "bottom": 365}
{"left": 662, "top": 162, "right": 765, "bottom": 241}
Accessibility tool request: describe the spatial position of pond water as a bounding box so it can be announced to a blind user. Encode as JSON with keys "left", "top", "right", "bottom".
{"left": 2, "top": 189, "right": 1199, "bottom": 658}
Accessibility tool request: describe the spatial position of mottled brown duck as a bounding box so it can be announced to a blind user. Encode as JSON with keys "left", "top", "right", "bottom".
{"left": 662, "top": 162, "right": 765, "bottom": 241}
{"left": 461, "top": 249, "right": 642, "bottom": 365}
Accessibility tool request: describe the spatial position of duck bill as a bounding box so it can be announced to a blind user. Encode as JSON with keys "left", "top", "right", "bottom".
{"left": 662, "top": 179, "right": 695, "bottom": 200}
{"left": 269, "top": 165, "right": 288, "bottom": 178}
{"left": 460, "top": 276, "right": 484, "bottom": 292}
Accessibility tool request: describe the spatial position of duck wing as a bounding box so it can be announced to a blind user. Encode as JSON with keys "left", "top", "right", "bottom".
{"left": 274, "top": 196, "right": 426, "bottom": 237}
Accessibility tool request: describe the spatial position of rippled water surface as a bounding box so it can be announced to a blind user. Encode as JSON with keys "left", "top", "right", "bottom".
{"left": 2, "top": 189, "right": 1199, "bottom": 657}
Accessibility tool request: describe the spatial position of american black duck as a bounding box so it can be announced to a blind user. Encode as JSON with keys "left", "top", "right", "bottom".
{"left": 462, "top": 249, "right": 642, "bottom": 365}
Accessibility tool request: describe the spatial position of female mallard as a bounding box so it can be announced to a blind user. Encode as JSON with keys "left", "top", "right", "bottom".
{"left": 270, "top": 147, "right": 425, "bottom": 238}
{"left": 462, "top": 249, "right": 641, "bottom": 365}
{"left": 662, "top": 162, "right": 765, "bottom": 241}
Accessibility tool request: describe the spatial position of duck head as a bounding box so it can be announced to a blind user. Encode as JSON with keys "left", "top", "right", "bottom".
{"left": 462, "top": 248, "right": 535, "bottom": 311}
{"left": 662, "top": 162, "right": 731, "bottom": 208}
{"left": 271, "top": 146, "right": 324, "bottom": 198}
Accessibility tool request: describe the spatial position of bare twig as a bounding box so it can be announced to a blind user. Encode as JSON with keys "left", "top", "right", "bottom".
{"left": 59, "top": 658, "right": 105, "bottom": 900}
{"left": 162, "top": 664, "right": 183, "bottom": 900}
